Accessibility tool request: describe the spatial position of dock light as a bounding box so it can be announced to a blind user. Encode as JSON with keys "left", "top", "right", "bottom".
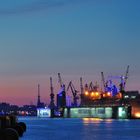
{"left": 107, "top": 92, "right": 111, "bottom": 97}
{"left": 103, "top": 94, "right": 106, "bottom": 97}
{"left": 85, "top": 91, "right": 89, "bottom": 96}
{"left": 117, "top": 92, "right": 122, "bottom": 99}
{"left": 119, "top": 93, "right": 122, "bottom": 98}
{"left": 95, "top": 92, "right": 99, "bottom": 96}
{"left": 135, "top": 113, "right": 140, "bottom": 118}
{"left": 91, "top": 92, "right": 94, "bottom": 97}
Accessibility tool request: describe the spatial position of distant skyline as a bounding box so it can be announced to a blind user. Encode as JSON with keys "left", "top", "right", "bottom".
{"left": 0, "top": 0, "right": 140, "bottom": 105}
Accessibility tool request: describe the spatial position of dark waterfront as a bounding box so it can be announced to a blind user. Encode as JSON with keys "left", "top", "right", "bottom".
{"left": 19, "top": 117, "right": 140, "bottom": 140}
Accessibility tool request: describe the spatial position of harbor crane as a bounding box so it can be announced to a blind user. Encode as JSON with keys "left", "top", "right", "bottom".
{"left": 58, "top": 73, "right": 63, "bottom": 88}
{"left": 49, "top": 77, "right": 55, "bottom": 108}
{"left": 119, "top": 65, "right": 129, "bottom": 91}
{"left": 58, "top": 73, "right": 66, "bottom": 92}
{"left": 50, "top": 77, "right": 54, "bottom": 95}
{"left": 89, "top": 82, "right": 93, "bottom": 91}
{"left": 80, "top": 77, "right": 84, "bottom": 95}
{"left": 80, "top": 77, "right": 84, "bottom": 105}
{"left": 107, "top": 65, "right": 129, "bottom": 92}
{"left": 101, "top": 72, "right": 106, "bottom": 92}
{"left": 89, "top": 81, "right": 99, "bottom": 91}
{"left": 67, "top": 81, "right": 79, "bottom": 107}
{"left": 49, "top": 77, "right": 55, "bottom": 117}
{"left": 124, "top": 65, "right": 129, "bottom": 90}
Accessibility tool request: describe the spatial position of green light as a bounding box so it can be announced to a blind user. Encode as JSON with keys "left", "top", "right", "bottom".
{"left": 118, "top": 107, "right": 127, "bottom": 119}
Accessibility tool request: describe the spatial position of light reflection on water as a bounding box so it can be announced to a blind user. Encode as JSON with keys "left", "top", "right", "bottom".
{"left": 82, "top": 118, "right": 103, "bottom": 125}
{"left": 19, "top": 117, "right": 140, "bottom": 140}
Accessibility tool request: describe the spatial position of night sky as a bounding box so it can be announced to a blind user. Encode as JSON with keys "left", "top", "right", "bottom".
{"left": 0, "top": 0, "right": 140, "bottom": 105}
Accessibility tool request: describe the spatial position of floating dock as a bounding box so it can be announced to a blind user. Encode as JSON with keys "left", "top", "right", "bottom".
{"left": 64, "top": 106, "right": 132, "bottom": 119}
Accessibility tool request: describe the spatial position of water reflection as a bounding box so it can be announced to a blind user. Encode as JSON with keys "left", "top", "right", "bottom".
{"left": 82, "top": 118, "right": 103, "bottom": 124}
{"left": 82, "top": 118, "right": 114, "bottom": 125}
{"left": 105, "top": 119, "right": 113, "bottom": 123}
{"left": 20, "top": 117, "right": 140, "bottom": 140}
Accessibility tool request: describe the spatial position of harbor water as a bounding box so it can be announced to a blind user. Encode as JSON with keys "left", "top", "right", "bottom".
{"left": 19, "top": 117, "right": 140, "bottom": 140}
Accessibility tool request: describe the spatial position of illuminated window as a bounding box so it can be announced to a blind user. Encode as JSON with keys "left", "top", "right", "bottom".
{"left": 118, "top": 107, "right": 127, "bottom": 118}
{"left": 124, "top": 95, "right": 129, "bottom": 98}
{"left": 131, "top": 96, "right": 136, "bottom": 99}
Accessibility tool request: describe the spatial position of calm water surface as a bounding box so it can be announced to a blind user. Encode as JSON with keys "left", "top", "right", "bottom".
{"left": 19, "top": 117, "right": 140, "bottom": 140}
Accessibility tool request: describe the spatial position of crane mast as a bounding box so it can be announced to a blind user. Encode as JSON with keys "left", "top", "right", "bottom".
{"left": 124, "top": 65, "right": 129, "bottom": 89}
{"left": 67, "top": 81, "right": 78, "bottom": 107}
{"left": 101, "top": 72, "right": 106, "bottom": 92}
{"left": 50, "top": 77, "right": 54, "bottom": 95}
{"left": 80, "top": 77, "right": 84, "bottom": 94}
{"left": 49, "top": 77, "right": 55, "bottom": 109}
{"left": 120, "top": 65, "right": 129, "bottom": 91}
{"left": 58, "top": 73, "right": 64, "bottom": 88}
{"left": 37, "top": 84, "right": 41, "bottom": 107}
{"left": 80, "top": 77, "right": 84, "bottom": 105}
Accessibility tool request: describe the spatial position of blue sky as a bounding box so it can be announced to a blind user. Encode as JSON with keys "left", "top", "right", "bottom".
{"left": 0, "top": 0, "right": 140, "bottom": 105}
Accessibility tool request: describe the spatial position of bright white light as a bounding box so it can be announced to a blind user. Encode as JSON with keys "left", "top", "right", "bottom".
{"left": 37, "top": 108, "right": 51, "bottom": 118}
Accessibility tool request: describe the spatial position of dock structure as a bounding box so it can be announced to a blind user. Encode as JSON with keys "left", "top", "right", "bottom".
{"left": 64, "top": 105, "right": 131, "bottom": 119}
{"left": 50, "top": 68, "right": 140, "bottom": 119}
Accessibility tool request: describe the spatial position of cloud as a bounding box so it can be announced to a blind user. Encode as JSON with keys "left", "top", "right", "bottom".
{"left": 0, "top": 0, "right": 83, "bottom": 15}
{"left": 0, "top": 0, "right": 93, "bottom": 16}
{"left": 0, "top": 1, "right": 58, "bottom": 15}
